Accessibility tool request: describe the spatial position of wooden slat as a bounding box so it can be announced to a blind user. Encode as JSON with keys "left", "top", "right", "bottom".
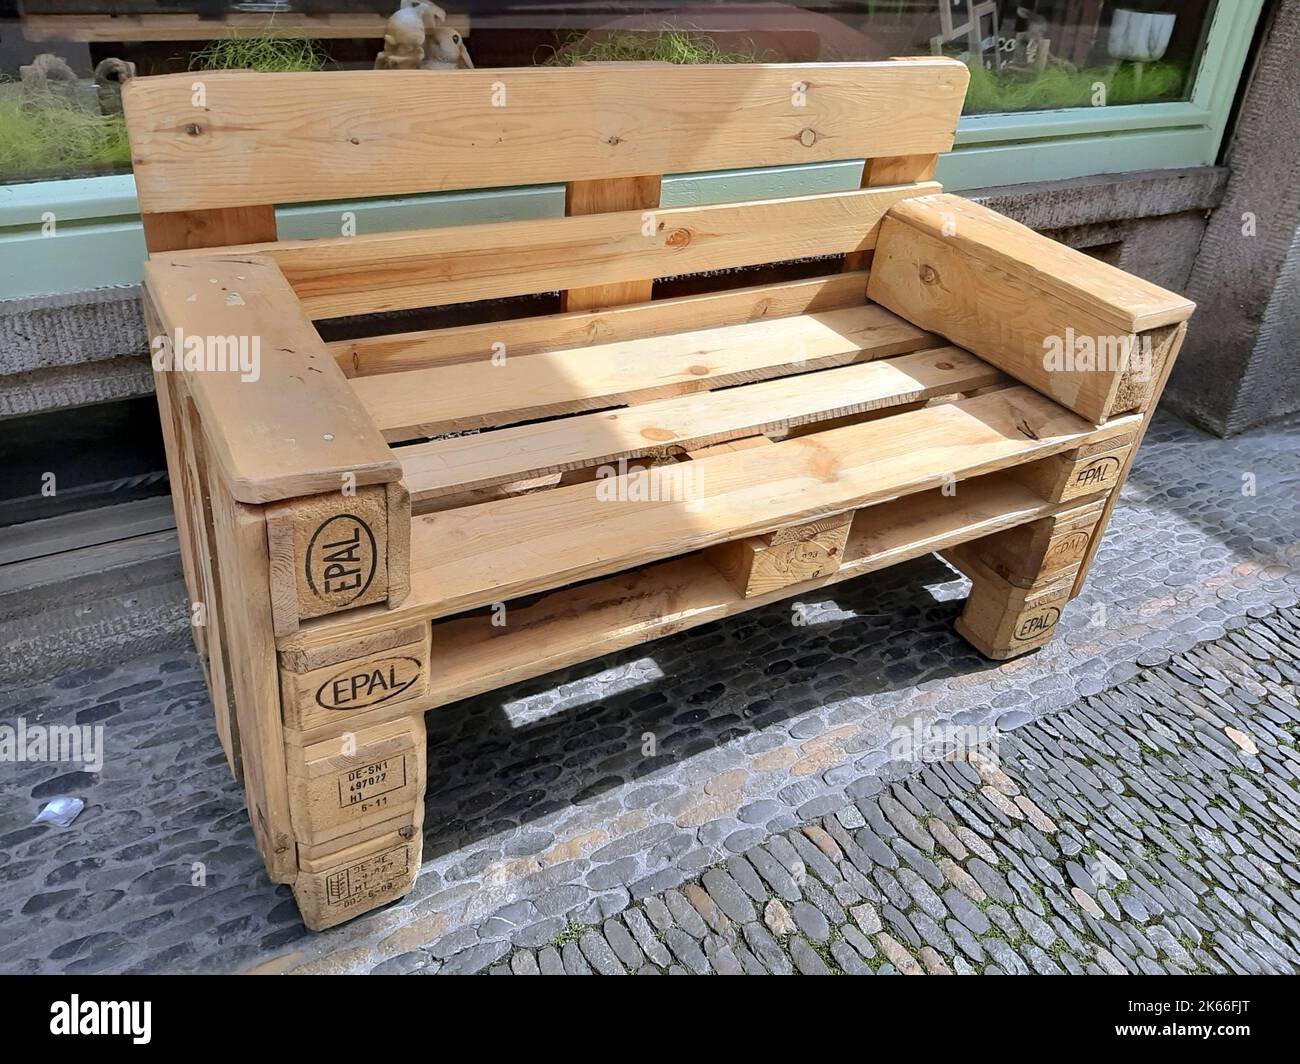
{"left": 144, "top": 255, "right": 400, "bottom": 503}
{"left": 179, "top": 388, "right": 241, "bottom": 779}
{"left": 759, "top": 511, "right": 848, "bottom": 547}
{"left": 142, "top": 303, "right": 207, "bottom": 655}
{"left": 400, "top": 386, "right": 1138, "bottom": 620}
{"left": 867, "top": 193, "right": 1195, "bottom": 423}
{"left": 209, "top": 491, "right": 297, "bottom": 883}
{"left": 685, "top": 436, "right": 774, "bottom": 461}
{"left": 418, "top": 472, "right": 567, "bottom": 514}
{"left": 398, "top": 346, "right": 1002, "bottom": 502}
{"left": 354, "top": 303, "right": 935, "bottom": 440}
{"left": 122, "top": 62, "right": 969, "bottom": 213}
{"left": 145, "top": 297, "right": 244, "bottom": 777}
{"left": 330, "top": 272, "right": 870, "bottom": 377}
{"left": 885, "top": 194, "right": 1195, "bottom": 333}
{"left": 562, "top": 175, "right": 662, "bottom": 311}
{"left": 202, "top": 183, "right": 939, "bottom": 319}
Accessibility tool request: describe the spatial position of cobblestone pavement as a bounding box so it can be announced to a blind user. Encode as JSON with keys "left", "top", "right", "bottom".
{"left": 456, "top": 609, "right": 1300, "bottom": 974}
{"left": 0, "top": 411, "right": 1298, "bottom": 974}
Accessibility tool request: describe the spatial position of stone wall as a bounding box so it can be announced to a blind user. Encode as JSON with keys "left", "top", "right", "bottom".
{"left": 971, "top": 167, "right": 1225, "bottom": 296}
{"left": 1166, "top": 0, "right": 1300, "bottom": 436}
{"left": 0, "top": 286, "right": 150, "bottom": 417}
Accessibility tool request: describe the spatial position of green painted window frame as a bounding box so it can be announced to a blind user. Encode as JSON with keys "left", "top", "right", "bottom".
{"left": 0, "top": 0, "right": 1262, "bottom": 300}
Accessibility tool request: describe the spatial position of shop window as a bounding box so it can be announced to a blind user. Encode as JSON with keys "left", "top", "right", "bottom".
{"left": 0, "top": 2, "right": 1224, "bottom": 186}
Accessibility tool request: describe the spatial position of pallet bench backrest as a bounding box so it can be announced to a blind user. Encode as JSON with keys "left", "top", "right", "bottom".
{"left": 122, "top": 61, "right": 969, "bottom": 254}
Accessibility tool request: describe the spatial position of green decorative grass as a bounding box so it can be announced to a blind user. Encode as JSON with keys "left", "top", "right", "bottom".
{"left": 545, "top": 30, "right": 757, "bottom": 66}
{"left": 0, "top": 87, "right": 130, "bottom": 183}
{"left": 963, "top": 61, "right": 1186, "bottom": 114}
{"left": 190, "top": 33, "right": 328, "bottom": 72}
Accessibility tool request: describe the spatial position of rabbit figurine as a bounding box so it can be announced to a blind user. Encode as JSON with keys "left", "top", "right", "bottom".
{"left": 374, "top": 1, "right": 449, "bottom": 70}
{"left": 419, "top": 28, "right": 473, "bottom": 69}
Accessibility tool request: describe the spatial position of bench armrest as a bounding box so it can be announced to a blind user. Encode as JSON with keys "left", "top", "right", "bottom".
{"left": 144, "top": 254, "right": 400, "bottom": 504}
{"left": 867, "top": 193, "right": 1195, "bottom": 423}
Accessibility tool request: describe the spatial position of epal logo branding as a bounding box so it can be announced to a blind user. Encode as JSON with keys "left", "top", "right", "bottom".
{"left": 50, "top": 996, "right": 151, "bottom": 1044}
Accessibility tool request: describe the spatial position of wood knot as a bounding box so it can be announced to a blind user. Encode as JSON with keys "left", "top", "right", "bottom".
{"left": 184, "top": 122, "right": 203, "bottom": 136}
{"left": 687, "top": 364, "right": 710, "bottom": 376}
{"left": 642, "top": 426, "right": 676, "bottom": 441}
{"left": 799, "top": 128, "right": 817, "bottom": 147}
{"left": 919, "top": 264, "right": 940, "bottom": 285}
{"left": 665, "top": 227, "right": 691, "bottom": 248}
{"left": 935, "top": 360, "right": 953, "bottom": 370}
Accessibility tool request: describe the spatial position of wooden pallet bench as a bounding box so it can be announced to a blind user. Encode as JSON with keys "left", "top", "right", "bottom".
{"left": 122, "top": 60, "right": 1194, "bottom": 929}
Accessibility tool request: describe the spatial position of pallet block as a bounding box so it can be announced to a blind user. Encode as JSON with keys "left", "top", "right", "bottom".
{"left": 279, "top": 624, "right": 431, "bottom": 737}
{"left": 124, "top": 60, "right": 1194, "bottom": 929}
{"left": 961, "top": 498, "right": 1107, "bottom": 589}
{"left": 956, "top": 565, "right": 1075, "bottom": 659}
{"left": 1010, "top": 435, "right": 1134, "bottom": 505}
{"left": 707, "top": 511, "right": 854, "bottom": 597}
{"left": 944, "top": 494, "right": 1107, "bottom": 658}
{"left": 286, "top": 716, "right": 426, "bottom": 848}
{"left": 266, "top": 481, "right": 411, "bottom": 636}
{"left": 294, "top": 821, "right": 423, "bottom": 931}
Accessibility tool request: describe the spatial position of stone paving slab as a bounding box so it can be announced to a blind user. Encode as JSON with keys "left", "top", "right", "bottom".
{"left": 0, "top": 411, "right": 1297, "bottom": 974}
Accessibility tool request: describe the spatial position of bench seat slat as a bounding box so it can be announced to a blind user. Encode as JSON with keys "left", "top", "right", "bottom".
{"left": 330, "top": 272, "right": 872, "bottom": 377}
{"left": 353, "top": 303, "right": 935, "bottom": 440}
{"left": 398, "top": 346, "right": 1003, "bottom": 503}
{"left": 195, "top": 184, "right": 938, "bottom": 319}
{"left": 404, "top": 386, "right": 1138, "bottom": 619}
